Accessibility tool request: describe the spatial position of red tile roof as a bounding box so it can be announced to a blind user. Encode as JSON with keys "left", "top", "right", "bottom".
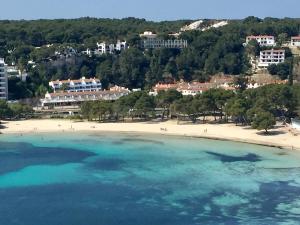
{"left": 291, "top": 36, "right": 300, "bottom": 40}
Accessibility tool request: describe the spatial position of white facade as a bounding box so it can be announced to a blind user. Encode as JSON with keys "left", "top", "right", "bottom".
{"left": 49, "top": 77, "right": 102, "bottom": 93}
{"left": 95, "top": 41, "right": 128, "bottom": 55}
{"left": 0, "top": 58, "right": 8, "bottom": 100}
{"left": 246, "top": 35, "right": 276, "bottom": 47}
{"left": 291, "top": 119, "right": 300, "bottom": 131}
{"left": 139, "top": 31, "right": 158, "bottom": 39}
{"left": 41, "top": 87, "right": 130, "bottom": 107}
{"left": 96, "top": 42, "right": 115, "bottom": 54}
{"left": 115, "top": 40, "right": 128, "bottom": 51}
{"left": 140, "top": 31, "right": 187, "bottom": 49}
{"left": 6, "top": 65, "right": 27, "bottom": 82}
{"left": 141, "top": 39, "right": 188, "bottom": 49}
{"left": 291, "top": 36, "right": 300, "bottom": 47}
{"left": 258, "top": 49, "right": 285, "bottom": 68}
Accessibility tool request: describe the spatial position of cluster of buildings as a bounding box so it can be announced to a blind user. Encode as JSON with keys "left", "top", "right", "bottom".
{"left": 150, "top": 75, "right": 235, "bottom": 96}
{"left": 245, "top": 35, "right": 300, "bottom": 69}
{"left": 55, "top": 46, "right": 77, "bottom": 58}
{"left": 96, "top": 40, "right": 128, "bottom": 55}
{"left": 0, "top": 58, "right": 8, "bottom": 100}
{"left": 82, "top": 31, "right": 189, "bottom": 55}
{"left": 139, "top": 31, "right": 188, "bottom": 49}
{"left": 245, "top": 35, "right": 285, "bottom": 68}
{"left": 150, "top": 73, "right": 288, "bottom": 96}
{"left": 41, "top": 77, "right": 130, "bottom": 108}
{"left": 83, "top": 40, "right": 128, "bottom": 56}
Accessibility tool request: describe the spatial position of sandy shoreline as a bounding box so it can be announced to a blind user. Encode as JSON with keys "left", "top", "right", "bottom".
{"left": 1, "top": 119, "right": 300, "bottom": 150}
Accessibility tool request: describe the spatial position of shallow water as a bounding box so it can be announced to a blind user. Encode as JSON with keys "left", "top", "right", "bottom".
{"left": 0, "top": 132, "right": 300, "bottom": 224}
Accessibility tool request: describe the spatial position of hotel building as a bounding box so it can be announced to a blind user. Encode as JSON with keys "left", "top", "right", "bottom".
{"left": 140, "top": 31, "right": 188, "bottom": 49}
{"left": 0, "top": 58, "right": 8, "bottom": 100}
{"left": 41, "top": 86, "right": 131, "bottom": 108}
{"left": 258, "top": 49, "right": 285, "bottom": 68}
{"left": 49, "top": 77, "right": 102, "bottom": 93}
{"left": 291, "top": 36, "right": 300, "bottom": 47}
{"left": 246, "top": 35, "right": 276, "bottom": 47}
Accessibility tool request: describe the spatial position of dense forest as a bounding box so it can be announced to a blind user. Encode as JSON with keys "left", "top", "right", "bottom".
{"left": 0, "top": 17, "right": 300, "bottom": 99}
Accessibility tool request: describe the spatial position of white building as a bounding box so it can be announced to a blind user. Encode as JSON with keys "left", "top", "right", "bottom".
{"left": 0, "top": 58, "right": 8, "bottom": 100}
{"left": 291, "top": 36, "right": 300, "bottom": 47}
{"left": 115, "top": 40, "right": 128, "bottom": 51}
{"left": 246, "top": 35, "right": 276, "bottom": 47}
{"left": 41, "top": 86, "right": 130, "bottom": 108}
{"left": 95, "top": 40, "right": 128, "bottom": 55}
{"left": 139, "top": 31, "right": 158, "bottom": 39}
{"left": 291, "top": 118, "right": 300, "bottom": 131}
{"left": 141, "top": 39, "right": 188, "bottom": 49}
{"left": 49, "top": 77, "right": 102, "bottom": 93}
{"left": 96, "top": 42, "right": 115, "bottom": 55}
{"left": 258, "top": 49, "right": 285, "bottom": 68}
{"left": 6, "top": 65, "right": 28, "bottom": 82}
{"left": 140, "top": 31, "right": 187, "bottom": 49}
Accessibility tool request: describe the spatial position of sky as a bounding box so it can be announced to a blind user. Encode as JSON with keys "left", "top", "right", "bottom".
{"left": 1, "top": 0, "right": 299, "bottom": 21}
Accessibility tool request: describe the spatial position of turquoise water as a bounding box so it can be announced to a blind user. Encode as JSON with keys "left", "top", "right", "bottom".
{"left": 1, "top": 132, "right": 300, "bottom": 224}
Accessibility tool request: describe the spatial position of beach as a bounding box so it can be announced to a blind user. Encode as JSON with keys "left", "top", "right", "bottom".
{"left": 1, "top": 119, "right": 299, "bottom": 150}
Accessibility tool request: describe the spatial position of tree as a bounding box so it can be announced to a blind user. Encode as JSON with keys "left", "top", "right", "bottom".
{"left": 225, "top": 96, "right": 249, "bottom": 125}
{"left": 119, "top": 48, "right": 148, "bottom": 88}
{"left": 80, "top": 65, "right": 92, "bottom": 77}
{"left": 172, "top": 96, "right": 198, "bottom": 123}
{"left": 268, "top": 62, "right": 291, "bottom": 80}
{"left": 156, "top": 89, "right": 182, "bottom": 120}
{"left": 134, "top": 93, "right": 155, "bottom": 119}
{"left": 0, "top": 100, "right": 12, "bottom": 119}
{"left": 245, "top": 40, "right": 260, "bottom": 56}
{"left": 234, "top": 76, "right": 248, "bottom": 92}
{"left": 277, "top": 33, "right": 288, "bottom": 46}
{"left": 251, "top": 110, "right": 276, "bottom": 134}
{"left": 9, "top": 103, "right": 33, "bottom": 119}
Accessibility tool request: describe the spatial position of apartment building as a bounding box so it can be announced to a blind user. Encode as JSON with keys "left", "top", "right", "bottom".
{"left": 141, "top": 39, "right": 188, "bottom": 49}
{"left": 246, "top": 35, "right": 276, "bottom": 47}
{"left": 49, "top": 77, "right": 102, "bottom": 93}
{"left": 41, "top": 86, "right": 130, "bottom": 108}
{"left": 258, "top": 49, "right": 285, "bottom": 68}
{"left": 291, "top": 36, "right": 300, "bottom": 47}
{"left": 95, "top": 40, "right": 128, "bottom": 55}
{"left": 0, "top": 58, "right": 8, "bottom": 100}
{"left": 140, "top": 31, "right": 187, "bottom": 49}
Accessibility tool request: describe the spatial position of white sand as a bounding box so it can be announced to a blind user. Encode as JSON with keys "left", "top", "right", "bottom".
{"left": 1, "top": 119, "right": 300, "bottom": 150}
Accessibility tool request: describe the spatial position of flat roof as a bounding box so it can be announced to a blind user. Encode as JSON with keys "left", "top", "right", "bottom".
{"left": 49, "top": 90, "right": 130, "bottom": 97}
{"left": 247, "top": 35, "right": 274, "bottom": 38}
{"left": 50, "top": 78, "right": 100, "bottom": 84}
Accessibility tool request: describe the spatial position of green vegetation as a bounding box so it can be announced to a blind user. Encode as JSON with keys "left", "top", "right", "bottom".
{"left": 1, "top": 17, "right": 300, "bottom": 99}
{"left": 251, "top": 110, "right": 276, "bottom": 133}
{"left": 80, "top": 84, "right": 300, "bottom": 133}
{"left": 0, "top": 100, "right": 33, "bottom": 120}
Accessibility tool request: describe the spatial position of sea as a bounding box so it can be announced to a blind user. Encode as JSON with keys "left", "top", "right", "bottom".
{"left": 0, "top": 132, "right": 300, "bottom": 225}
